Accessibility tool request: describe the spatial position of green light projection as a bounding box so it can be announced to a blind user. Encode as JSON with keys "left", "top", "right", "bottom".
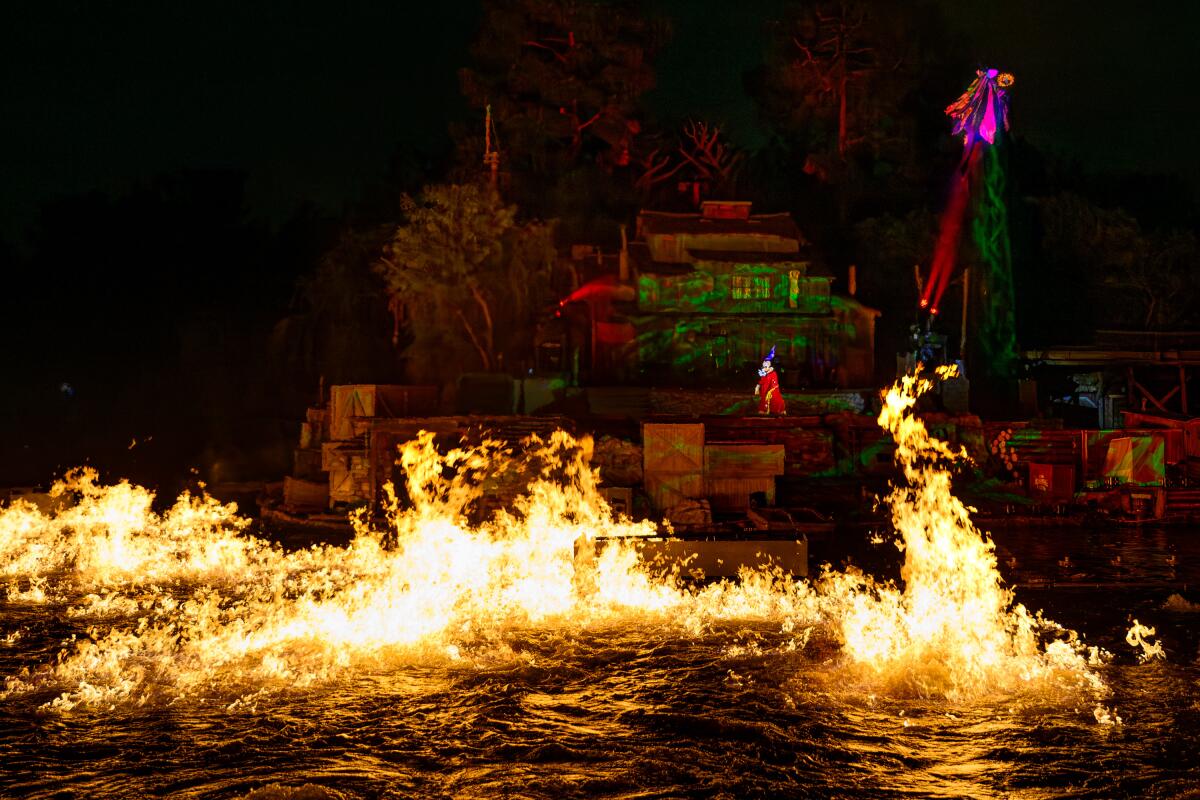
{"left": 970, "top": 144, "right": 1018, "bottom": 381}
{"left": 630, "top": 261, "right": 835, "bottom": 385}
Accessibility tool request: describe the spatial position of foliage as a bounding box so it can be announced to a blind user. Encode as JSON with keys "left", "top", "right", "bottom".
{"left": 749, "top": 1, "right": 962, "bottom": 228}
{"left": 274, "top": 225, "right": 401, "bottom": 389}
{"left": 851, "top": 208, "right": 938, "bottom": 355}
{"left": 634, "top": 120, "right": 745, "bottom": 209}
{"left": 375, "top": 183, "right": 555, "bottom": 382}
{"left": 1036, "top": 193, "right": 1200, "bottom": 330}
{"left": 853, "top": 209, "right": 938, "bottom": 279}
{"left": 761, "top": 3, "right": 918, "bottom": 163}
{"left": 457, "top": 0, "right": 669, "bottom": 236}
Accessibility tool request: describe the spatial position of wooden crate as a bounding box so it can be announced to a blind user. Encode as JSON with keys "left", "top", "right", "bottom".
{"left": 1087, "top": 430, "right": 1178, "bottom": 479}
{"left": 1026, "top": 463, "right": 1076, "bottom": 504}
{"left": 644, "top": 472, "right": 703, "bottom": 512}
{"left": 329, "top": 385, "right": 440, "bottom": 440}
{"left": 322, "top": 441, "right": 365, "bottom": 473}
{"left": 1101, "top": 436, "right": 1166, "bottom": 486}
{"left": 704, "top": 443, "right": 785, "bottom": 477}
{"left": 599, "top": 486, "right": 634, "bottom": 517}
{"left": 642, "top": 423, "right": 704, "bottom": 474}
{"left": 705, "top": 476, "right": 776, "bottom": 512}
{"left": 293, "top": 447, "right": 324, "bottom": 480}
{"left": 284, "top": 476, "right": 328, "bottom": 511}
{"left": 329, "top": 467, "right": 371, "bottom": 505}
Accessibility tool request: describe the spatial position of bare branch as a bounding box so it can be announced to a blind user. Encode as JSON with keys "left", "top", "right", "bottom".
{"left": 634, "top": 147, "right": 685, "bottom": 192}
{"left": 455, "top": 308, "right": 492, "bottom": 371}
{"left": 468, "top": 283, "right": 495, "bottom": 357}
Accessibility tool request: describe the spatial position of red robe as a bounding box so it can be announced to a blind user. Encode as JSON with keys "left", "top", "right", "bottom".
{"left": 756, "top": 369, "right": 786, "bottom": 415}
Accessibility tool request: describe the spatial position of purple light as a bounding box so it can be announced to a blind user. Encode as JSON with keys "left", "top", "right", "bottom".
{"left": 945, "top": 68, "right": 1012, "bottom": 148}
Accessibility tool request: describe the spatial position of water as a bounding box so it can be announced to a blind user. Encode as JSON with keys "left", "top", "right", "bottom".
{"left": 3, "top": 525, "right": 1199, "bottom": 800}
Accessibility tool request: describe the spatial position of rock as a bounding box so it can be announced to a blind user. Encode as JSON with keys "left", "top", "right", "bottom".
{"left": 592, "top": 436, "right": 643, "bottom": 486}
{"left": 664, "top": 498, "right": 712, "bottom": 527}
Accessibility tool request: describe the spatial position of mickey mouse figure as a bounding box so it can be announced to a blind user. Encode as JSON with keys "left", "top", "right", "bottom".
{"left": 753, "top": 346, "right": 787, "bottom": 416}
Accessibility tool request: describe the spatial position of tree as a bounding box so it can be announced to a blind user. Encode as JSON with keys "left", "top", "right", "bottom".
{"left": 272, "top": 224, "right": 401, "bottom": 392}
{"left": 633, "top": 120, "right": 745, "bottom": 208}
{"left": 750, "top": 1, "right": 949, "bottom": 226}
{"left": 375, "top": 183, "right": 555, "bottom": 382}
{"left": 457, "top": 0, "right": 669, "bottom": 228}
{"left": 852, "top": 209, "right": 938, "bottom": 366}
{"left": 769, "top": 3, "right": 914, "bottom": 160}
{"left": 1035, "top": 193, "right": 1200, "bottom": 331}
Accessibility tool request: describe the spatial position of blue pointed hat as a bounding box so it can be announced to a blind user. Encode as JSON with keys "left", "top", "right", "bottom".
{"left": 763, "top": 345, "right": 777, "bottom": 363}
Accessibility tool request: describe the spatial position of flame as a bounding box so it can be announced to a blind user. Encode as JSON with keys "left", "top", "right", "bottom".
{"left": 1125, "top": 619, "right": 1165, "bottom": 663}
{"left": 822, "top": 365, "right": 1108, "bottom": 701}
{"left": 0, "top": 371, "right": 1143, "bottom": 716}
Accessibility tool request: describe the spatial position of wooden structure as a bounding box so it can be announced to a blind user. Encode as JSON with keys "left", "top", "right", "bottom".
{"left": 703, "top": 443, "right": 785, "bottom": 511}
{"left": 551, "top": 201, "right": 879, "bottom": 388}
{"left": 641, "top": 422, "right": 705, "bottom": 511}
{"left": 329, "top": 385, "right": 439, "bottom": 441}
{"left": 1024, "top": 329, "right": 1200, "bottom": 417}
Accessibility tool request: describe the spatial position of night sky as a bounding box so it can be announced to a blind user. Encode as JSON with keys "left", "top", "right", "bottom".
{"left": 4, "top": 0, "right": 1198, "bottom": 242}
{"left": 2, "top": 0, "right": 1198, "bottom": 489}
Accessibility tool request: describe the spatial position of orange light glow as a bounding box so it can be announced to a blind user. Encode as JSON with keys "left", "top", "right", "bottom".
{"left": 1, "top": 371, "right": 1154, "bottom": 720}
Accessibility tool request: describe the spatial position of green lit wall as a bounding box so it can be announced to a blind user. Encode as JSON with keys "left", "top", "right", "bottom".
{"left": 637, "top": 261, "right": 830, "bottom": 315}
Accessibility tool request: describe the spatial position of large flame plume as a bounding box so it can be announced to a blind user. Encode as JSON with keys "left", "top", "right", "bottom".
{"left": 1, "top": 370, "right": 1153, "bottom": 716}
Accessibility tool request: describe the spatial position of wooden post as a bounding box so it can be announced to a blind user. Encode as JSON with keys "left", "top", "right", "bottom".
{"left": 960, "top": 267, "right": 970, "bottom": 364}
{"left": 1180, "top": 365, "right": 1189, "bottom": 416}
{"left": 483, "top": 104, "right": 500, "bottom": 188}
{"left": 848, "top": 264, "right": 857, "bottom": 296}
{"left": 619, "top": 224, "right": 629, "bottom": 283}
{"left": 913, "top": 264, "right": 924, "bottom": 303}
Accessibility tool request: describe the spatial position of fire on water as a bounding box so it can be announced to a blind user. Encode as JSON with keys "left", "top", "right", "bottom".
{"left": 0, "top": 368, "right": 1161, "bottom": 717}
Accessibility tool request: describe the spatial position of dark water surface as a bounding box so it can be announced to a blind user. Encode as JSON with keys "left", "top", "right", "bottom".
{"left": 3, "top": 525, "right": 1200, "bottom": 800}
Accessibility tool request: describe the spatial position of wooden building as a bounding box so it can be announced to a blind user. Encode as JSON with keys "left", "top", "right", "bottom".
{"left": 550, "top": 201, "right": 879, "bottom": 388}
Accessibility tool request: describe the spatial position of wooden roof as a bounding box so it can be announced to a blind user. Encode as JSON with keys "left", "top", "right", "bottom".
{"left": 638, "top": 210, "right": 803, "bottom": 242}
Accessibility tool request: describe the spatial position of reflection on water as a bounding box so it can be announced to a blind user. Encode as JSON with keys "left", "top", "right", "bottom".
{"left": 3, "top": 372, "right": 1198, "bottom": 798}
{"left": 2, "top": 582, "right": 1199, "bottom": 800}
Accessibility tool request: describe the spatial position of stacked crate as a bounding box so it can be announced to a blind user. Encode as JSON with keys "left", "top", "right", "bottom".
{"left": 703, "top": 416, "right": 834, "bottom": 477}
{"left": 642, "top": 423, "right": 705, "bottom": 512}
{"left": 326, "top": 389, "right": 370, "bottom": 506}
{"left": 329, "top": 385, "right": 439, "bottom": 441}
{"left": 283, "top": 475, "right": 328, "bottom": 511}
{"left": 703, "top": 443, "right": 785, "bottom": 511}
{"left": 321, "top": 385, "right": 438, "bottom": 506}
{"left": 324, "top": 442, "right": 371, "bottom": 505}
{"left": 293, "top": 407, "right": 327, "bottom": 481}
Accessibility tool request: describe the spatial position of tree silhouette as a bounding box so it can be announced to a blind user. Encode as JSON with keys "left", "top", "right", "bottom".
{"left": 1036, "top": 193, "right": 1200, "bottom": 330}
{"left": 458, "top": 0, "right": 668, "bottom": 230}
{"left": 375, "top": 183, "right": 555, "bottom": 381}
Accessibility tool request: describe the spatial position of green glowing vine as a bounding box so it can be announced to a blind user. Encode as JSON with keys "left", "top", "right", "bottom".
{"left": 971, "top": 144, "right": 1018, "bottom": 382}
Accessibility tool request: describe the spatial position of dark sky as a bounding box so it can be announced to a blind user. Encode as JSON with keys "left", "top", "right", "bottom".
{"left": 2, "top": 1, "right": 479, "bottom": 240}
{"left": 3, "top": 0, "right": 1197, "bottom": 242}
{"left": 935, "top": 1, "right": 1199, "bottom": 186}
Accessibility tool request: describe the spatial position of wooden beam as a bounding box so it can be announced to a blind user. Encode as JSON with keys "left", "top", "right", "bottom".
{"left": 1130, "top": 376, "right": 1178, "bottom": 415}
{"left": 1180, "top": 365, "right": 1189, "bottom": 416}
